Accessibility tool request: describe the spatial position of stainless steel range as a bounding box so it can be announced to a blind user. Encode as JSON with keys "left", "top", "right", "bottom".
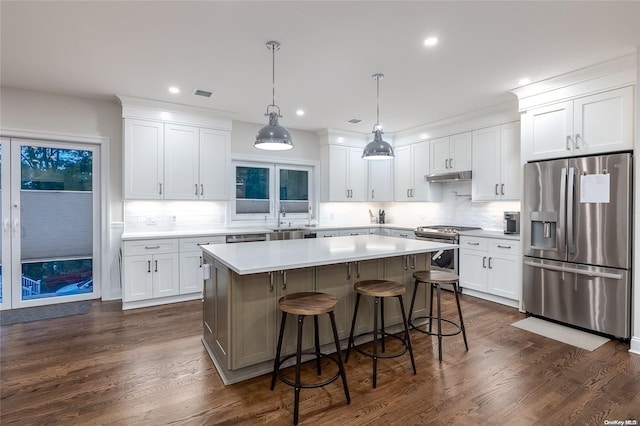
{"left": 414, "top": 225, "right": 480, "bottom": 273}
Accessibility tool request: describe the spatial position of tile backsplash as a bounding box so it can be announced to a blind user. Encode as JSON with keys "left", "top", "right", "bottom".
{"left": 124, "top": 201, "right": 227, "bottom": 232}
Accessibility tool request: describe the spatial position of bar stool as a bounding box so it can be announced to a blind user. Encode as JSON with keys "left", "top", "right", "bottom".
{"left": 408, "top": 270, "right": 468, "bottom": 362}
{"left": 345, "top": 280, "right": 416, "bottom": 388}
{"left": 271, "top": 292, "right": 350, "bottom": 425}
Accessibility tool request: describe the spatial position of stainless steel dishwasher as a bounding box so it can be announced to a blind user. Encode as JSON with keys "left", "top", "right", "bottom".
{"left": 225, "top": 233, "right": 267, "bottom": 243}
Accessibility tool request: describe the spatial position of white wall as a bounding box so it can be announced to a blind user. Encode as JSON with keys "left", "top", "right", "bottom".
{"left": 0, "top": 87, "right": 123, "bottom": 221}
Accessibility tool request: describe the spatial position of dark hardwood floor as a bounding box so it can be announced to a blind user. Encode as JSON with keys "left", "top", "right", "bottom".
{"left": 1, "top": 294, "right": 639, "bottom": 425}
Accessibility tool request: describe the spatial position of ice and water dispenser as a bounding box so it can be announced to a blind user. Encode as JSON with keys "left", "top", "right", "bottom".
{"left": 530, "top": 211, "right": 558, "bottom": 250}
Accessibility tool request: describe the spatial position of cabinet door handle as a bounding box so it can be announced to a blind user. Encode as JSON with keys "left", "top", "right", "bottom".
{"left": 488, "top": 257, "right": 493, "bottom": 269}
{"left": 154, "top": 260, "right": 158, "bottom": 272}
{"left": 356, "top": 261, "right": 361, "bottom": 278}
{"left": 371, "top": 189, "right": 374, "bottom": 199}
{"left": 407, "top": 189, "right": 410, "bottom": 198}
{"left": 495, "top": 184, "right": 499, "bottom": 196}
{"left": 269, "top": 271, "right": 274, "bottom": 292}
{"left": 346, "top": 263, "right": 351, "bottom": 280}
{"left": 147, "top": 260, "right": 151, "bottom": 273}
{"left": 449, "top": 158, "right": 453, "bottom": 169}
{"left": 145, "top": 245, "right": 160, "bottom": 250}
{"left": 482, "top": 256, "right": 487, "bottom": 268}
{"left": 281, "top": 270, "right": 287, "bottom": 290}
{"left": 467, "top": 241, "right": 480, "bottom": 245}
{"left": 346, "top": 189, "right": 350, "bottom": 198}
{"left": 411, "top": 189, "right": 415, "bottom": 197}
{"left": 199, "top": 256, "right": 203, "bottom": 267}
{"left": 411, "top": 254, "right": 416, "bottom": 269}
{"left": 159, "top": 183, "right": 163, "bottom": 195}
{"left": 200, "top": 184, "right": 204, "bottom": 196}
{"left": 404, "top": 255, "right": 409, "bottom": 270}
{"left": 196, "top": 242, "right": 211, "bottom": 246}
{"left": 575, "top": 133, "right": 581, "bottom": 149}
{"left": 566, "top": 135, "right": 572, "bottom": 150}
{"left": 497, "top": 244, "right": 512, "bottom": 249}
{"left": 195, "top": 184, "right": 199, "bottom": 196}
{"left": 501, "top": 183, "right": 505, "bottom": 195}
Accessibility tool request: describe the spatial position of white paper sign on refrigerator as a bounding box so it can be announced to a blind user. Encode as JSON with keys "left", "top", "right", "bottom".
{"left": 580, "top": 173, "right": 610, "bottom": 203}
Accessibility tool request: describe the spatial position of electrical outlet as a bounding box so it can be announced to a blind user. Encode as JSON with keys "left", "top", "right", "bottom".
{"left": 146, "top": 216, "right": 158, "bottom": 225}
{"left": 170, "top": 215, "right": 177, "bottom": 223}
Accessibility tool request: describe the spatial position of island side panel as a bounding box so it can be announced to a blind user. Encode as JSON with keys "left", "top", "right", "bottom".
{"left": 202, "top": 255, "right": 231, "bottom": 370}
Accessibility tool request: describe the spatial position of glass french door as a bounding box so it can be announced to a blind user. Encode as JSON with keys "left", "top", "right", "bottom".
{"left": 0, "top": 138, "right": 99, "bottom": 309}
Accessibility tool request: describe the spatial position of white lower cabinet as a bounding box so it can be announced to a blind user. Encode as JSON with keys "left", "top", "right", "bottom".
{"left": 459, "top": 236, "right": 521, "bottom": 306}
{"left": 179, "top": 236, "right": 226, "bottom": 295}
{"left": 123, "top": 239, "right": 180, "bottom": 302}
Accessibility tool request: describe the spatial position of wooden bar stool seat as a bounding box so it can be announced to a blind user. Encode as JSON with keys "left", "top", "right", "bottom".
{"left": 345, "top": 280, "right": 416, "bottom": 388}
{"left": 408, "top": 270, "right": 469, "bottom": 362}
{"left": 271, "top": 292, "right": 350, "bottom": 425}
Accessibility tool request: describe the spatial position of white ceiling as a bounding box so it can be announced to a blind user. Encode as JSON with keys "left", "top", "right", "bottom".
{"left": 2, "top": 1, "right": 639, "bottom": 135}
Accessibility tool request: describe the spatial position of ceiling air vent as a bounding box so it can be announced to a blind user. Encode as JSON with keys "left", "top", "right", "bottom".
{"left": 347, "top": 118, "right": 362, "bottom": 124}
{"left": 192, "top": 88, "right": 213, "bottom": 98}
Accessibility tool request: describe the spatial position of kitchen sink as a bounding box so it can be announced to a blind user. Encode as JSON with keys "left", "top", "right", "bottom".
{"left": 270, "top": 229, "right": 305, "bottom": 240}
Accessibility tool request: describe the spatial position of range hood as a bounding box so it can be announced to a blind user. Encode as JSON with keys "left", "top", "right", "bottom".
{"left": 426, "top": 170, "right": 472, "bottom": 183}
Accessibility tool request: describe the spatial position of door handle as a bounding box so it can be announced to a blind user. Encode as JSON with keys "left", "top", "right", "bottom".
{"left": 147, "top": 260, "right": 151, "bottom": 273}
{"left": 411, "top": 189, "right": 415, "bottom": 197}
{"left": 3, "top": 219, "right": 10, "bottom": 233}
{"left": 482, "top": 256, "right": 487, "bottom": 268}
{"left": 356, "top": 261, "right": 361, "bottom": 278}
{"left": 371, "top": 189, "right": 374, "bottom": 199}
{"left": 200, "top": 184, "right": 204, "bottom": 196}
{"left": 575, "top": 134, "right": 581, "bottom": 149}
{"left": 404, "top": 255, "right": 409, "bottom": 270}
{"left": 199, "top": 256, "right": 203, "bottom": 267}
{"left": 145, "top": 245, "right": 160, "bottom": 250}
{"left": 488, "top": 257, "right": 492, "bottom": 269}
{"left": 524, "top": 260, "right": 623, "bottom": 280}
{"left": 567, "top": 167, "right": 576, "bottom": 253}
{"left": 346, "top": 263, "right": 351, "bottom": 280}
{"left": 566, "top": 135, "right": 572, "bottom": 150}
{"left": 467, "top": 241, "right": 480, "bottom": 245}
{"left": 159, "top": 183, "right": 163, "bottom": 195}
{"left": 154, "top": 260, "right": 158, "bottom": 272}
{"left": 269, "top": 271, "right": 274, "bottom": 292}
{"left": 411, "top": 254, "right": 416, "bottom": 269}
{"left": 346, "top": 189, "right": 350, "bottom": 198}
{"left": 195, "top": 184, "right": 198, "bottom": 196}
{"left": 495, "top": 184, "right": 499, "bottom": 196}
{"left": 445, "top": 159, "right": 449, "bottom": 169}
{"left": 501, "top": 183, "right": 505, "bottom": 195}
{"left": 407, "top": 188, "right": 410, "bottom": 198}
{"left": 281, "top": 270, "right": 287, "bottom": 290}
{"left": 496, "top": 244, "right": 512, "bottom": 249}
{"left": 449, "top": 158, "right": 453, "bottom": 169}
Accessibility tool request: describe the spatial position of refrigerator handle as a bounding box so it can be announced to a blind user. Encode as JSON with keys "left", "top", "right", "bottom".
{"left": 567, "top": 167, "right": 576, "bottom": 253}
{"left": 559, "top": 167, "right": 567, "bottom": 254}
{"left": 524, "top": 260, "right": 623, "bottom": 280}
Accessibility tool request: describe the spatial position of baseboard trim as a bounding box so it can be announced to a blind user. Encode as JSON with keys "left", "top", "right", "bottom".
{"left": 629, "top": 336, "right": 640, "bottom": 355}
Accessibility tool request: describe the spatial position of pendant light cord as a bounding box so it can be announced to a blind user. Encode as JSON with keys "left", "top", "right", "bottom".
{"left": 376, "top": 76, "right": 380, "bottom": 126}
{"left": 271, "top": 43, "right": 276, "bottom": 108}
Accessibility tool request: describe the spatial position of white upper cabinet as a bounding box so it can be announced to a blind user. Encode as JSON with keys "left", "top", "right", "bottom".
{"left": 472, "top": 122, "right": 520, "bottom": 201}
{"left": 523, "top": 86, "right": 633, "bottom": 162}
{"left": 368, "top": 159, "right": 393, "bottom": 201}
{"left": 124, "top": 119, "right": 165, "bottom": 199}
{"left": 124, "top": 119, "right": 230, "bottom": 200}
{"left": 394, "top": 141, "right": 441, "bottom": 202}
{"left": 430, "top": 132, "right": 472, "bottom": 174}
{"left": 120, "top": 96, "right": 232, "bottom": 201}
{"left": 321, "top": 145, "right": 367, "bottom": 201}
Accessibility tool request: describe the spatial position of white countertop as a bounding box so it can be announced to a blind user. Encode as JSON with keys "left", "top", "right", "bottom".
{"left": 121, "top": 223, "right": 417, "bottom": 240}
{"left": 458, "top": 229, "right": 521, "bottom": 241}
{"left": 201, "top": 234, "right": 455, "bottom": 275}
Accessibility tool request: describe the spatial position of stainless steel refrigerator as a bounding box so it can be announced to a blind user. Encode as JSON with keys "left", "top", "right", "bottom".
{"left": 522, "top": 152, "right": 632, "bottom": 338}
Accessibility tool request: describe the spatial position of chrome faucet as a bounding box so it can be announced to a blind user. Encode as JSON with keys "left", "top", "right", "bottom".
{"left": 278, "top": 204, "right": 286, "bottom": 228}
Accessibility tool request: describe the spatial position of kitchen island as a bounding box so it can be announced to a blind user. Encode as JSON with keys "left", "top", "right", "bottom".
{"left": 200, "top": 234, "right": 454, "bottom": 384}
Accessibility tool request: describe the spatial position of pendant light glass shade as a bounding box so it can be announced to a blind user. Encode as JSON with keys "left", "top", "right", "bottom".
{"left": 255, "top": 41, "right": 294, "bottom": 151}
{"left": 362, "top": 73, "right": 394, "bottom": 160}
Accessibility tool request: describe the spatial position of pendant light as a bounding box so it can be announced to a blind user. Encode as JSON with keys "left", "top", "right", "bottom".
{"left": 362, "top": 73, "right": 394, "bottom": 160}
{"left": 254, "top": 41, "right": 293, "bottom": 151}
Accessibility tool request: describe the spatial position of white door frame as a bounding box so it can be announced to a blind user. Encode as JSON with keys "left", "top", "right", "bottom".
{"left": 0, "top": 128, "right": 111, "bottom": 309}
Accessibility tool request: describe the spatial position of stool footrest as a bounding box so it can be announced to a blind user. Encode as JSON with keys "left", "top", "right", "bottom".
{"left": 274, "top": 352, "right": 342, "bottom": 389}
{"left": 351, "top": 331, "right": 408, "bottom": 359}
{"left": 410, "top": 315, "right": 462, "bottom": 337}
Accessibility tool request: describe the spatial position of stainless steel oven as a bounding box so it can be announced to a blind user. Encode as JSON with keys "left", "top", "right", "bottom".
{"left": 414, "top": 226, "right": 480, "bottom": 274}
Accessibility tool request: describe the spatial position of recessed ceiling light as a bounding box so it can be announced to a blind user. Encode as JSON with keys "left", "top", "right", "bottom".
{"left": 420, "top": 133, "right": 430, "bottom": 140}
{"left": 296, "top": 109, "right": 305, "bottom": 116}
{"left": 518, "top": 78, "right": 531, "bottom": 86}
{"left": 423, "top": 37, "right": 438, "bottom": 47}
{"left": 169, "top": 86, "right": 180, "bottom": 94}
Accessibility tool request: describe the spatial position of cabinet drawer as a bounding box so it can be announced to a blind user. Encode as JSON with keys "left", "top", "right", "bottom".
{"left": 180, "top": 236, "right": 226, "bottom": 251}
{"left": 490, "top": 239, "right": 521, "bottom": 254}
{"left": 124, "top": 239, "right": 178, "bottom": 256}
{"left": 390, "top": 229, "right": 414, "bottom": 239}
{"left": 459, "top": 237, "right": 487, "bottom": 251}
